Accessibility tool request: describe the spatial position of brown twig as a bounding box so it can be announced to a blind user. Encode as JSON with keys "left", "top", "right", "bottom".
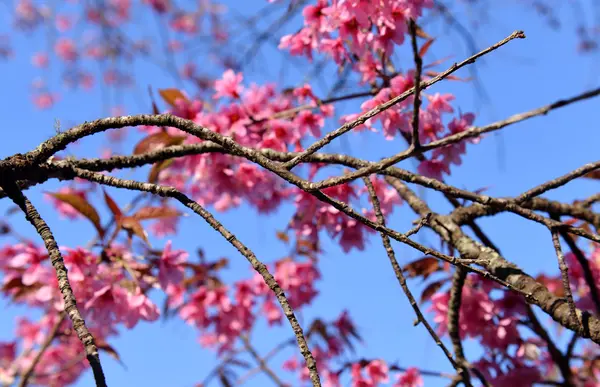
{"left": 447, "top": 268, "right": 472, "bottom": 386}
{"left": 240, "top": 334, "right": 289, "bottom": 387}
{"left": 525, "top": 305, "right": 574, "bottom": 384}
{"left": 551, "top": 230, "right": 583, "bottom": 335}
{"left": 550, "top": 214, "right": 600, "bottom": 314}
{"left": 68, "top": 168, "right": 321, "bottom": 387}
{"left": 0, "top": 181, "right": 107, "bottom": 387}
{"left": 383, "top": 176, "right": 600, "bottom": 345}
{"left": 280, "top": 30, "right": 525, "bottom": 170}
{"left": 515, "top": 160, "right": 600, "bottom": 203}
{"left": 363, "top": 176, "right": 459, "bottom": 370}
{"left": 310, "top": 86, "right": 600, "bottom": 191}
{"left": 18, "top": 312, "right": 67, "bottom": 387}
{"left": 409, "top": 19, "right": 423, "bottom": 149}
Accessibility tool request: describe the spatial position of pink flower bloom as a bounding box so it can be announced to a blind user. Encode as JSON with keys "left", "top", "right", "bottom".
{"left": 426, "top": 93, "right": 455, "bottom": 113}
{"left": 417, "top": 159, "right": 450, "bottom": 181}
{"left": 158, "top": 241, "right": 188, "bottom": 289}
{"left": 365, "top": 360, "right": 389, "bottom": 384}
{"left": 31, "top": 52, "right": 48, "bottom": 67}
{"left": 44, "top": 187, "right": 87, "bottom": 219}
{"left": 63, "top": 247, "right": 97, "bottom": 283}
{"left": 170, "top": 12, "right": 198, "bottom": 34}
{"left": 32, "top": 92, "right": 58, "bottom": 109}
{"left": 55, "top": 14, "right": 72, "bottom": 31}
{"left": 279, "top": 29, "right": 316, "bottom": 60}
{"left": 16, "top": 318, "right": 43, "bottom": 349}
{"left": 124, "top": 289, "right": 160, "bottom": 328}
{"left": 282, "top": 356, "right": 299, "bottom": 371}
{"left": 302, "top": 0, "right": 328, "bottom": 30}
{"left": 7, "top": 244, "right": 49, "bottom": 286}
{"left": 54, "top": 38, "right": 77, "bottom": 62}
{"left": 293, "top": 84, "right": 317, "bottom": 103}
{"left": 214, "top": 69, "right": 244, "bottom": 99}
{"left": 320, "top": 38, "right": 347, "bottom": 63}
{"left": 262, "top": 298, "right": 282, "bottom": 325}
{"left": 294, "top": 110, "right": 324, "bottom": 137}
{"left": 143, "top": 0, "right": 170, "bottom": 13}
{"left": 395, "top": 367, "right": 423, "bottom": 387}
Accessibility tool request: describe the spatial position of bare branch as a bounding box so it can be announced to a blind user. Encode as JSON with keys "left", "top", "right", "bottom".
{"left": 362, "top": 177, "right": 458, "bottom": 371}
{"left": 18, "top": 312, "right": 67, "bottom": 387}
{"left": 447, "top": 268, "right": 472, "bottom": 386}
{"left": 409, "top": 19, "right": 423, "bottom": 149}
{"left": 280, "top": 30, "right": 525, "bottom": 170}
{"left": 550, "top": 230, "right": 582, "bottom": 336}
{"left": 384, "top": 177, "right": 600, "bottom": 344}
{"left": 0, "top": 181, "right": 107, "bottom": 387}
{"left": 311, "top": 86, "right": 600, "bottom": 191}
{"left": 68, "top": 168, "right": 321, "bottom": 387}
{"left": 240, "top": 334, "right": 289, "bottom": 387}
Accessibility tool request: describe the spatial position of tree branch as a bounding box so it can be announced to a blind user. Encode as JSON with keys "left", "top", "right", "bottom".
{"left": 0, "top": 180, "right": 107, "bottom": 387}
{"left": 68, "top": 168, "right": 321, "bottom": 387}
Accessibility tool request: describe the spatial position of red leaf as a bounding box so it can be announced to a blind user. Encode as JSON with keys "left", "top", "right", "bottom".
{"left": 96, "top": 340, "right": 125, "bottom": 366}
{"left": 423, "top": 55, "right": 453, "bottom": 69}
{"left": 46, "top": 191, "right": 104, "bottom": 238}
{"left": 276, "top": 230, "right": 290, "bottom": 244}
{"left": 103, "top": 189, "right": 122, "bottom": 221}
{"left": 158, "top": 88, "right": 189, "bottom": 107}
{"left": 133, "top": 206, "right": 183, "bottom": 220}
{"left": 133, "top": 132, "right": 185, "bottom": 155}
{"left": 2, "top": 276, "right": 24, "bottom": 292}
{"left": 121, "top": 216, "right": 150, "bottom": 246}
{"left": 424, "top": 71, "right": 470, "bottom": 81}
{"left": 419, "top": 39, "right": 435, "bottom": 57}
{"left": 208, "top": 258, "right": 229, "bottom": 272}
{"left": 148, "top": 86, "right": 160, "bottom": 115}
{"left": 420, "top": 279, "right": 446, "bottom": 304}
{"left": 403, "top": 257, "right": 441, "bottom": 280}
{"left": 413, "top": 23, "right": 432, "bottom": 39}
{"left": 584, "top": 170, "right": 600, "bottom": 180}
{"left": 148, "top": 159, "right": 174, "bottom": 184}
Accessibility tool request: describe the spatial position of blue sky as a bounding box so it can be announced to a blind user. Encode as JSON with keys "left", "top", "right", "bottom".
{"left": 1, "top": 1, "right": 600, "bottom": 386}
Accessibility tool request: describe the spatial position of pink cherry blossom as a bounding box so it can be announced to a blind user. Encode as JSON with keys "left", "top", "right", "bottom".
{"left": 395, "top": 367, "right": 423, "bottom": 387}
{"left": 214, "top": 69, "right": 244, "bottom": 99}
{"left": 158, "top": 241, "right": 188, "bottom": 289}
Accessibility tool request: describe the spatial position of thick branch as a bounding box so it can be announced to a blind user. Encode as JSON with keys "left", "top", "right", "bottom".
{"left": 384, "top": 177, "right": 600, "bottom": 345}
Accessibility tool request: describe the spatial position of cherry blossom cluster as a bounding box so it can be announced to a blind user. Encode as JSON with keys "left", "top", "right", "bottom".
{"left": 426, "top": 263, "right": 600, "bottom": 386}
{"left": 2, "top": 1, "right": 600, "bottom": 386}
{"left": 11, "top": 0, "right": 229, "bottom": 109}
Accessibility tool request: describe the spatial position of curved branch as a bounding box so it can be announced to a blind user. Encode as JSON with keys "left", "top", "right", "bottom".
{"left": 0, "top": 180, "right": 107, "bottom": 387}
{"left": 68, "top": 168, "right": 322, "bottom": 387}
{"left": 384, "top": 177, "right": 600, "bottom": 345}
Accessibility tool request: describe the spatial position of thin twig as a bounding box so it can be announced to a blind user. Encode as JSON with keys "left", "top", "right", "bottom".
{"left": 69, "top": 168, "right": 321, "bottom": 387}
{"left": 409, "top": 19, "right": 423, "bottom": 149}
{"left": 551, "top": 214, "right": 600, "bottom": 314}
{"left": 447, "top": 268, "right": 472, "bottom": 386}
{"left": 311, "top": 88, "right": 600, "bottom": 191}
{"left": 17, "top": 312, "right": 67, "bottom": 387}
{"left": 240, "top": 334, "right": 289, "bottom": 387}
{"left": 551, "top": 230, "right": 583, "bottom": 336}
{"left": 281, "top": 30, "right": 525, "bottom": 170}
{"left": 0, "top": 181, "right": 107, "bottom": 387}
{"left": 363, "top": 176, "right": 458, "bottom": 370}
{"left": 525, "top": 305, "right": 574, "bottom": 384}
{"left": 515, "top": 160, "right": 600, "bottom": 203}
